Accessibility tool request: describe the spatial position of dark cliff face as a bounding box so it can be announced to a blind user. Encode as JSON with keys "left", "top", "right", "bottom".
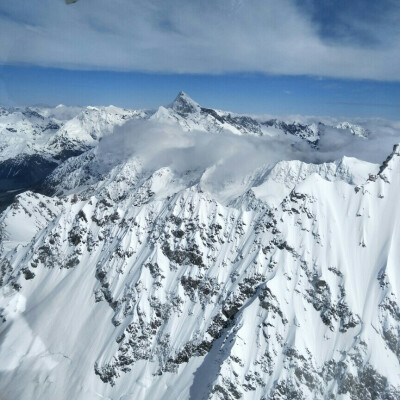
{"left": 0, "top": 150, "right": 86, "bottom": 211}
{"left": 0, "top": 155, "right": 58, "bottom": 191}
{"left": 0, "top": 156, "right": 57, "bottom": 211}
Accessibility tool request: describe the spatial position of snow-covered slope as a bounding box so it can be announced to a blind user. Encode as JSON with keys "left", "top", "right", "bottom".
{"left": 0, "top": 101, "right": 399, "bottom": 400}
{"left": 0, "top": 105, "right": 146, "bottom": 204}
{"left": 150, "top": 92, "right": 264, "bottom": 137}
{"left": 46, "top": 105, "right": 146, "bottom": 155}
{"left": 0, "top": 105, "right": 145, "bottom": 162}
{"left": 252, "top": 156, "right": 379, "bottom": 207}
{"left": 0, "top": 93, "right": 380, "bottom": 166}
{"left": 336, "top": 122, "right": 369, "bottom": 138}
{"left": 0, "top": 93, "right": 381, "bottom": 207}
{"left": 151, "top": 92, "right": 324, "bottom": 145}
{"left": 0, "top": 107, "right": 61, "bottom": 162}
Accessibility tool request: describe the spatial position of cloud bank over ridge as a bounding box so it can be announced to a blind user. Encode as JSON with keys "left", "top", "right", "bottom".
{"left": 96, "top": 117, "right": 400, "bottom": 185}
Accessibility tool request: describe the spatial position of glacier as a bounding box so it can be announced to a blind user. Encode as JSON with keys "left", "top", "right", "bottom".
{"left": 0, "top": 93, "right": 399, "bottom": 399}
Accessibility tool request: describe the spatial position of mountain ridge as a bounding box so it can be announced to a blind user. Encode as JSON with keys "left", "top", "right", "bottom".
{"left": 0, "top": 93, "right": 399, "bottom": 399}
{"left": 0, "top": 91, "right": 386, "bottom": 214}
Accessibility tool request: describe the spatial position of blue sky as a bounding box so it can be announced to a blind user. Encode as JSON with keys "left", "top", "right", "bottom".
{"left": 1, "top": 65, "right": 399, "bottom": 119}
{"left": 0, "top": 0, "right": 399, "bottom": 118}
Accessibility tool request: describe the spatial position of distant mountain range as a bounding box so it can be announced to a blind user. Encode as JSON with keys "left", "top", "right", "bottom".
{"left": 0, "top": 92, "right": 370, "bottom": 209}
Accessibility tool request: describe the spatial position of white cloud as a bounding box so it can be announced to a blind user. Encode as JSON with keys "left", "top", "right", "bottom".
{"left": 0, "top": 0, "right": 399, "bottom": 80}
{"left": 97, "top": 117, "right": 400, "bottom": 184}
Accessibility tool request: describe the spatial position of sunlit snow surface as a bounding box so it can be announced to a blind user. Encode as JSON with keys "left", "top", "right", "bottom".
{"left": 0, "top": 94, "right": 400, "bottom": 399}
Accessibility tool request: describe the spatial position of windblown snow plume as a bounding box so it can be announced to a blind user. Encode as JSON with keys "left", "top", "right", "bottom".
{"left": 0, "top": 93, "right": 400, "bottom": 399}
{"left": 95, "top": 119, "right": 300, "bottom": 198}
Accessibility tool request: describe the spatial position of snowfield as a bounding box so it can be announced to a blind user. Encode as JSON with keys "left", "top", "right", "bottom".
{"left": 0, "top": 93, "right": 399, "bottom": 400}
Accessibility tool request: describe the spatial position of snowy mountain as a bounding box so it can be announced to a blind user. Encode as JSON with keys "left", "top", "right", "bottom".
{"left": 0, "top": 105, "right": 146, "bottom": 209}
{"left": 0, "top": 94, "right": 399, "bottom": 400}
{"left": 0, "top": 92, "right": 375, "bottom": 208}
{"left": 153, "top": 92, "right": 323, "bottom": 145}
{"left": 336, "top": 122, "right": 369, "bottom": 139}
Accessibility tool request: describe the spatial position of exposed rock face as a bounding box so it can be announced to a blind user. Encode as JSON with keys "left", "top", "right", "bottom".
{"left": 0, "top": 105, "right": 145, "bottom": 206}
{"left": 0, "top": 93, "right": 374, "bottom": 210}
{"left": 0, "top": 129, "right": 399, "bottom": 399}
{"left": 336, "top": 121, "right": 369, "bottom": 138}
{"left": 0, "top": 95, "right": 399, "bottom": 400}
{"left": 262, "top": 119, "right": 321, "bottom": 146}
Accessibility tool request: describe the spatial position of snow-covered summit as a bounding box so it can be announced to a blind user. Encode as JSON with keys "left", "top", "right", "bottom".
{"left": 0, "top": 94, "right": 379, "bottom": 167}
{"left": 1, "top": 94, "right": 397, "bottom": 212}
{"left": 336, "top": 121, "right": 369, "bottom": 138}
{"left": 252, "top": 156, "right": 379, "bottom": 207}
{"left": 170, "top": 91, "right": 201, "bottom": 116}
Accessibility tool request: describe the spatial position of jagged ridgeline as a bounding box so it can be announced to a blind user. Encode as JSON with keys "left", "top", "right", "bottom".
{"left": 0, "top": 95, "right": 399, "bottom": 400}
{"left": 0, "top": 93, "right": 370, "bottom": 211}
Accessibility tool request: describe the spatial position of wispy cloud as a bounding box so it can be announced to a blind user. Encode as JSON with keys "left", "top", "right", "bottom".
{"left": 0, "top": 0, "right": 399, "bottom": 80}
{"left": 294, "top": 0, "right": 400, "bottom": 48}
{"left": 98, "top": 117, "right": 400, "bottom": 178}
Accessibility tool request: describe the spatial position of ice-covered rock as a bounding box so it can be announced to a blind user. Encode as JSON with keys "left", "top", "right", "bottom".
{"left": 0, "top": 121, "right": 399, "bottom": 399}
